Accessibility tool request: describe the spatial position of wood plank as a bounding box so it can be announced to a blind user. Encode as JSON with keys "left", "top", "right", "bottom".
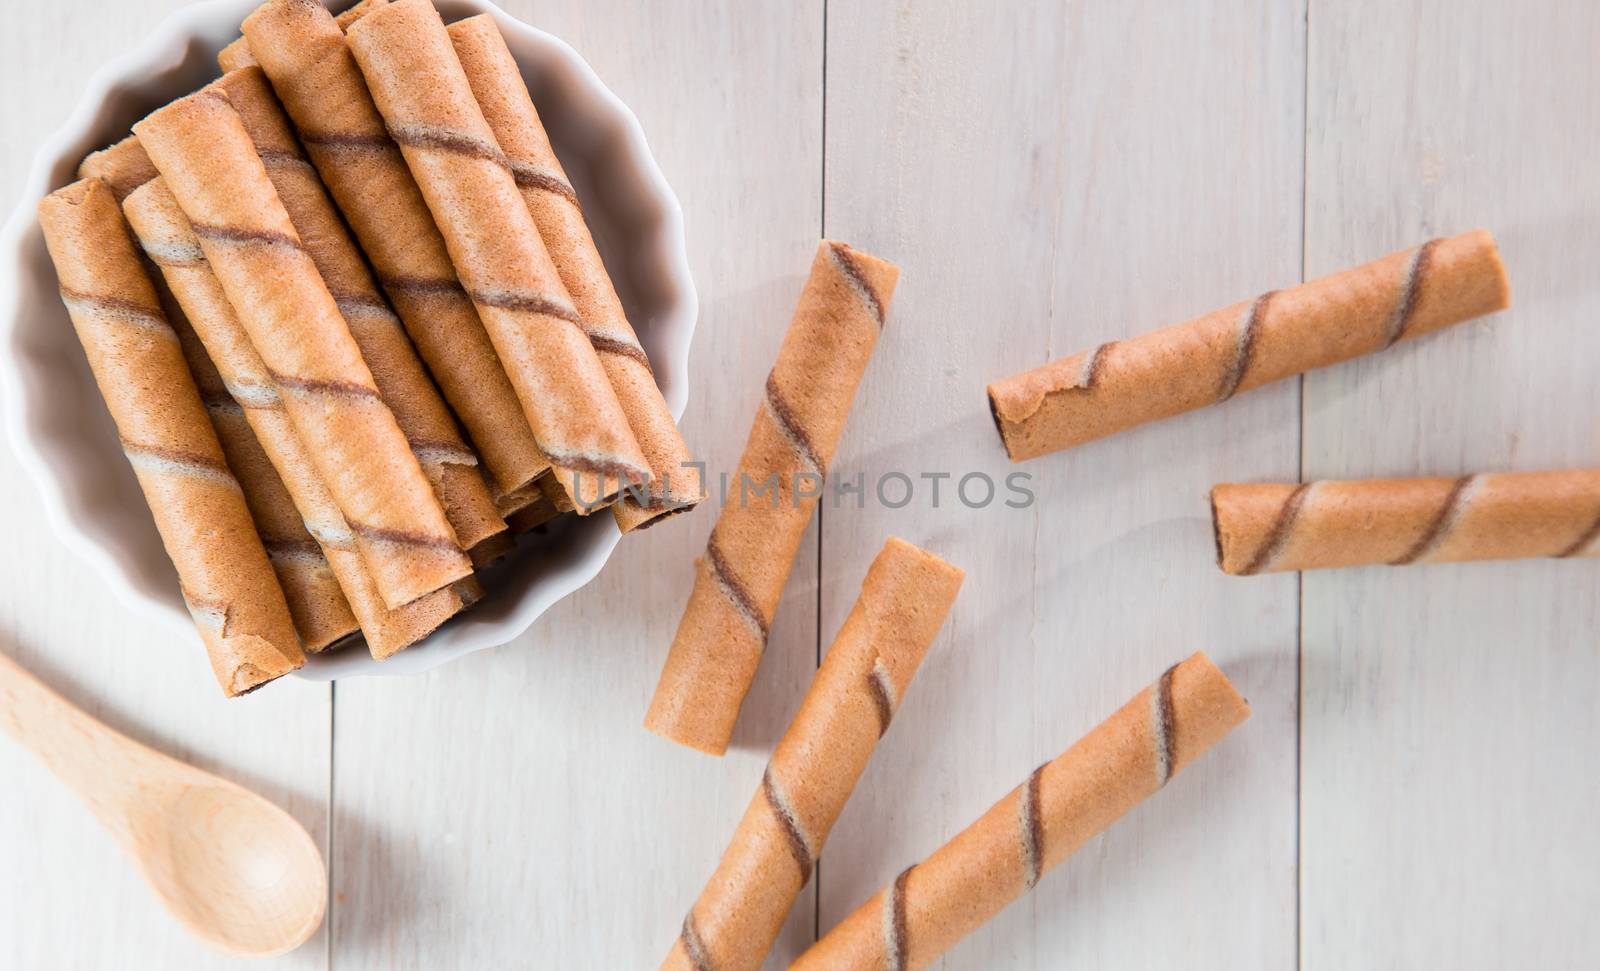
{"left": 1301, "top": 3, "right": 1600, "bottom": 967}
{"left": 327, "top": 2, "right": 825, "bottom": 967}
{"left": 818, "top": 2, "right": 1304, "bottom": 968}
{"left": 0, "top": 6, "right": 330, "bottom": 968}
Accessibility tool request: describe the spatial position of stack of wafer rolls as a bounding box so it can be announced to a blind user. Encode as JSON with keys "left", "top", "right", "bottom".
{"left": 647, "top": 240, "right": 899, "bottom": 756}
{"left": 448, "top": 14, "right": 701, "bottom": 532}
{"left": 78, "top": 138, "right": 359, "bottom": 651}
{"left": 241, "top": 0, "right": 552, "bottom": 511}
{"left": 792, "top": 652, "right": 1249, "bottom": 971}
{"left": 664, "top": 538, "right": 963, "bottom": 971}
{"left": 133, "top": 89, "right": 473, "bottom": 611}
{"left": 988, "top": 231, "right": 1512, "bottom": 460}
{"left": 210, "top": 66, "right": 511, "bottom": 565}
{"left": 1212, "top": 469, "right": 1600, "bottom": 575}
{"left": 347, "top": 0, "right": 651, "bottom": 511}
{"left": 124, "top": 175, "right": 476, "bottom": 659}
{"left": 38, "top": 178, "right": 303, "bottom": 694}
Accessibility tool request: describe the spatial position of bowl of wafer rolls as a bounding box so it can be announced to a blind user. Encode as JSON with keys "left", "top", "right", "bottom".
{"left": 0, "top": 0, "right": 699, "bottom": 693}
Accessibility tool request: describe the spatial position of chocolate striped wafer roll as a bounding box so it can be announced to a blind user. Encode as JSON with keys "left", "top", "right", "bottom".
{"left": 217, "top": 0, "right": 381, "bottom": 76}
{"left": 38, "top": 178, "right": 303, "bottom": 694}
{"left": 448, "top": 14, "right": 702, "bottom": 532}
{"left": 988, "top": 231, "right": 1511, "bottom": 460}
{"left": 78, "top": 136, "right": 159, "bottom": 203}
{"left": 646, "top": 240, "right": 899, "bottom": 756}
{"left": 1212, "top": 468, "right": 1600, "bottom": 575}
{"left": 664, "top": 538, "right": 962, "bottom": 971}
{"left": 79, "top": 139, "right": 358, "bottom": 650}
{"left": 134, "top": 90, "right": 472, "bottom": 610}
{"left": 348, "top": 0, "right": 651, "bottom": 510}
{"left": 124, "top": 176, "right": 476, "bottom": 659}
{"left": 241, "top": 0, "right": 550, "bottom": 505}
{"left": 793, "top": 651, "right": 1249, "bottom": 971}
{"left": 211, "top": 66, "right": 510, "bottom": 565}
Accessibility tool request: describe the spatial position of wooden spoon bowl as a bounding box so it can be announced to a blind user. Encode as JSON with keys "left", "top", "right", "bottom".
{"left": 0, "top": 650, "right": 326, "bottom": 957}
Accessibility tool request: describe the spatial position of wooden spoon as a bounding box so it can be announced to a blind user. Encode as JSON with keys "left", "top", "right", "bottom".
{"left": 0, "top": 649, "right": 326, "bottom": 957}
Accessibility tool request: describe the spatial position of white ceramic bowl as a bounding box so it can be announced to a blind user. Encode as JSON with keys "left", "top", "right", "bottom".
{"left": 0, "top": 0, "right": 696, "bottom": 679}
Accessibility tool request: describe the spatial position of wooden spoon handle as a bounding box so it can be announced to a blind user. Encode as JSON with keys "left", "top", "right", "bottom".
{"left": 0, "top": 649, "right": 149, "bottom": 836}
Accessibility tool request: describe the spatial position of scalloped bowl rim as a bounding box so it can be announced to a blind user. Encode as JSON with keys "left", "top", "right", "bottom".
{"left": 0, "top": 0, "right": 697, "bottom": 681}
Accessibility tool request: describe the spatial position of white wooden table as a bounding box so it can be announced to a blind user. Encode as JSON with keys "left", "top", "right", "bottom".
{"left": 2, "top": 2, "right": 1596, "bottom": 968}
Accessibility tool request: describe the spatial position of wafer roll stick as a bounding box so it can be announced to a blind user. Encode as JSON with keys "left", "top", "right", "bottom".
{"left": 77, "top": 136, "right": 159, "bottom": 203}
{"left": 124, "top": 176, "right": 474, "bottom": 659}
{"left": 988, "top": 232, "right": 1511, "bottom": 460}
{"left": 241, "top": 0, "right": 550, "bottom": 503}
{"left": 646, "top": 240, "right": 899, "bottom": 756}
{"left": 348, "top": 0, "right": 651, "bottom": 511}
{"left": 1212, "top": 468, "right": 1600, "bottom": 575}
{"left": 38, "top": 179, "right": 303, "bottom": 694}
{"left": 211, "top": 67, "right": 509, "bottom": 562}
{"left": 135, "top": 90, "right": 472, "bottom": 610}
{"left": 664, "top": 538, "right": 963, "bottom": 971}
{"left": 448, "top": 15, "right": 702, "bottom": 532}
{"left": 793, "top": 651, "right": 1249, "bottom": 971}
{"left": 79, "top": 141, "right": 358, "bottom": 651}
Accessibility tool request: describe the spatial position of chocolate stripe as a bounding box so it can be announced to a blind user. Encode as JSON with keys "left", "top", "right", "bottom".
{"left": 122, "top": 441, "right": 231, "bottom": 477}
{"left": 679, "top": 912, "right": 716, "bottom": 971}
{"left": 330, "top": 291, "right": 395, "bottom": 318}
{"left": 388, "top": 122, "right": 510, "bottom": 169}
{"left": 1155, "top": 663, "right": 1179, "bottom": 786}
{"left": 191, "top": 221, "right": 303, "bottom": 251}
{"left": 1382, "top": 239, "right": 1439, "bottom": 348}
{"left": 830, "top": 242, "right": 884, "bottom": 327}
{"left": 256, "top": 147, "right": 311, "bottom": 168}
{"left": 300, "top": 129, "right": 397, "bottom": 152}
{"left": 467, "top": 287, "right": 584, "bottom": 325}
{"left": 1217, "top": 290, "right": 1276, "bottom": 403}
{"left": 380, "top": 274, "right": 466, "bottom": 298}
{"left": 539, "top": 447, "right": 647, "bottom": 484}
{"left": 1239, "top": 481, "right": 1314, "bottom": 576}
{"left": 269, "top": 369, "right": 383, "bottom": 402}
{"left": 1020, "top": 764, "right": 1045, "bottom": 890}
{"left": 867, "top": 661, "right": 895, "bottom": 737}
{"left": 138, "top": 236, "right": 207, "bottom": 268}
{"left": 1080, "top": 340, "right": 1117, "bottom": 389}
{"left": 1390, "top": 475, "right": 1475, "bottom": 566}
{"left": 765, "top": 372, "right": 825, "bottom": 475}
{"left": 1554, "top": 508, "right": 1600, "bottom": 558}
{"left": 884, "top": 865, "right": 914, "bottom": 971}
{"left": 59, "top": 288, "right": 170, "bottom": 333}
{"left": 762, "top": 768, "right": 814, "bottom": 883}
{"left": 589, "top": 333, "right": 653, "bottom": 373}
{"left": 348, "top": 521, "right": 461, "bottom": 554}
{"left": 509, "top": 161, "right": 578, "bottom": 204}
{"left": 706, "top": 533, "right": 768, "bottom": 641}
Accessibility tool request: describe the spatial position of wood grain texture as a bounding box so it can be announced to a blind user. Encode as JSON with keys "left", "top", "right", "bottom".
{"left": 817, "top": 2, "right": 1302, "bottom": 968}
{"left": 0, "top": 2, "right": 330, "bottom": 969}
{"left": 3, "top": 1, "right": 1597, "bottom": 968}
{"left": 1301, "top": 3, "right": 1600, "bottom": 967}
